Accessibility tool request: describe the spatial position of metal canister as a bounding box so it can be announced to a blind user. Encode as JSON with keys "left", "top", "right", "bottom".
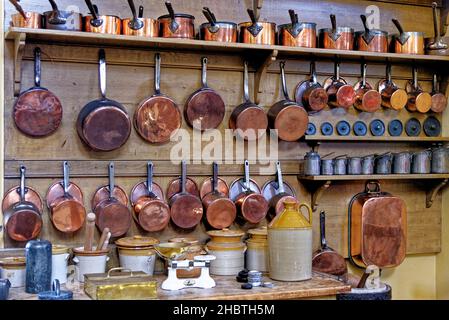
{"left": 412, "top": 150, "right": 432, "bottom": 174}
{"left": 334, "top": 156, "right": 348, "bottom": 175}
{"left": 375, "top": 153, "right": 393, "bottom": 174}
{"left": 393, "top": 152, "right": 412, "bottom": 174}
{"left": 304, "top": 151, "right": 321, "bottom": 176}
{"left": 348, "top": 157, "right": 362, "bottom": 175}
{"left": 0, "top": 279, "right": 10, "bottom": 300}
{"left": 25, "top": 240, "right": 52, "bottom": 294}
{"left": 321, "top": 159, "right": 334, "bottom": 175}
{"left": 431, "top": 147, "right": 449, "bottom": 173}
{"left": 246, "top": 227, "right": 268, "bottom": 272}
{"left": 362, "top": 155, "right": 375, "bottom": 175}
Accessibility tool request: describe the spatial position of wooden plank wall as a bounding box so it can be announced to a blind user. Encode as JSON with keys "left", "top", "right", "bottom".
{"left": 1, "top": 0, "right": 444, "bottom": 258}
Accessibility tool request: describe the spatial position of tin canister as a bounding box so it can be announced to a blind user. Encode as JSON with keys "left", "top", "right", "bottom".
{"left": 348, "top": 157, "right": 362, "bottom": 175}
{"left": 362, "top": 156, "right": 375, "bottom": 175}
{"left": 432, "top": 147, "right": 449, "bottom": 173}
{"left": 0, "top": 257, "right": 26, "bottom": 288}
{"left": 321, "top": 159, "right": 334, "bottom": 175}
{"left": 412, "top": 150, "right": 432, "bottom": 174}
{"left": 246, "top": 227, "right": 268, "bottom": 272}
{"left": 375, "top": 153, "right": 393, "bottom": 174}
{"left": 304, "top": 151, "right": 321, "bottom": 176}
{"left": 334, "top": 157, "right": 348, "bottom": 175}
{"left": 393, "top": 152, "right": 412, "bottom": 174}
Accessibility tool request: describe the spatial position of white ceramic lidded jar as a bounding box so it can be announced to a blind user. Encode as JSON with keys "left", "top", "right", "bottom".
{"left": 0, "top": 257, "right": 26, "bottom": 288}
{"left": 72, "top": 247, "right": 110, "bottom": 283}
{"left": 206, "top": 229, "right": 246, "bottom": 276}
{"left": 268, "top": 201, "right": 313, "bottom": 281}
{"left": 51, "top": 245, "right": 70, "bottom": 284}
{"left": 115, "top": 236, "right": 159, "bottom": 275}
{"left": 246, "top": 227, "right": 268, "bottom": 272}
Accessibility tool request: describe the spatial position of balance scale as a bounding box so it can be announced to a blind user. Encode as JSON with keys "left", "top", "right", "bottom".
{"left": 162, "top": 255, "right": 217, "bottom": 291}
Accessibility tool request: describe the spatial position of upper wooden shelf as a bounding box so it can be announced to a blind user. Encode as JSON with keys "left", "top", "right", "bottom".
{"left": 299, "top": 174, "right": 449, "bottom": 181}
{"left": 6, "top": 27, "right": 449, "bottom": 65}
{"left": 304, "top": 136, "right": 449, "bottom": 143}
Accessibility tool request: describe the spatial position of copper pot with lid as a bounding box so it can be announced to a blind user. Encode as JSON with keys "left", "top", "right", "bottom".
{"left": 46, "top": 161, "right": 86, "bottom": 233}
{"left": 295, "top": 61, "right": 328, "bottom": 112}
{"left": 200, "top": 7, "right": 238, "bottom": 43}
{"left": 10, "top": 0, "right": 41, "bottom": 29}
{"left": 355, "top": 15, "right": 388, "bottom": 53}
{"left": 278, "top": 9, "right": 316, "bottom": 48}
{"left": 324, "top": 61, "right": 356, "bottom": 110}
{"left": 122, "top": 0, "right": 158, "bottom": 37}
{"left": 130, "top": 162, "right": 170, "bottom": 233}
{"left": 84, "top": 0, "right": 121, "bottom": 35}
{"left": 239, "top": 9, "right": 276, "bottom": 45}
{"left": 391, "top": 19, "right": 424, "bottom": 55}
{"left": 378, "top": 64, "right": 408, "bottom": 111}
{"left": 229, "top": 160, "right": 268, "bottom": 225}
{"left": 2, "top": 166, "right": 43, "bottom": 242}
{"left": 158, "top": 1, "right": 195, "bottom": 39}
{"left": 353, "top": 63, "right": 382, "bottom": 113}
{"left": 406, "top": 67, "right": 432, "bottom": 113}
{"left": 319, "top": 14, "right": 354, "bottom": 50}
{"left": 268, "top": 61, "right": 309, "bottom": 142}
{"left": 201, "top": 162, "right": 236, "bottom": 230}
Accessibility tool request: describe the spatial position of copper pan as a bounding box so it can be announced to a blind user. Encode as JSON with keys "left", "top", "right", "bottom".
{"left": 42, "top": 0, "right": 83, "bottom": 31}
{"left": 239, "top": 9, "right": 276, "bottom": 45}
{"left": 158, "top": 1, "right": 195, "bottom": 39}
{"left": 324, "top": 61, "right": 356, "bottom": 110}
{"left": 295, "top": 61, "right": 328, "bottom": 112}
{"left": 355, "top": 15, "right": 388, "bottom": 53}
{"left": 353, "top": 63, "right": 382, "bottom": 113}
{"left": 391, "top": 19, "right": 424, "bottom": 55}
{"left": 430, "top": 74, "right": 447, "bottom": 113}
{"left": 200, "top": 7, "right": 238, "bottom": 43}
{"left": 406, "top": 67, "right": 432, "bottom": 113}
{"left": 122, "top": 0, "right": 158, "bottom": 37}
{"left": 377, "top": 64, "right": 407, "bottom": 111}
{"left": 278, "top": 9, "right": 316, "bottom": 48}
{"left": 201, "top": 162, "right": 236, "bottom": 230}
{"left": 84, "top": 0, "right": 121, "bottom": 35}
{"left": 10, "top": 0, "right": 41, "bottom": 29}
{"left": 319, "top": 15, "right": 354, "bottom": 50}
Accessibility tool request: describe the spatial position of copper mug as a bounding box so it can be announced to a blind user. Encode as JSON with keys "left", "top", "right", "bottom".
{"left": 239, "top": 9, "right": 276, "bottom": 45}
{"left": 355, "top": 15, "right": 388, "bottom": 53}
{"left": 278, "top": 9, "right": 316, "bottom": 48}
{"left": 122, "top": 0, "right": 158, "bottom": 37}
{"left": 392, "top": 19, "right": 424, "bottom": 55}
{"left": 84, "top": 0, "right": 121, "bottom": 35}
{"left": 319, "top": 14, "right": 354, "bottom": 50}
{"left": 200, "top": 7, "right": 238, "bottom": 43}
{"left": 158, "top": 1, "right": 195, "bottom": 39}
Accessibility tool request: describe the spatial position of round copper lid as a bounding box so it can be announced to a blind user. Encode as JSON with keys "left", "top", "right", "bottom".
{"left": 115, "top": 235, "right": 160, "bottom": 248}
{"left": 206, "top": 198, "right": 237, "bottom": 230}
{"left": 0, "top": 257, "right": 26, "bottom": 268}
{"left": 241, "top": 193, "right": 269, "bottom": 224}
{"left": 137, "top": 200, "right": 170, "bottom": 233}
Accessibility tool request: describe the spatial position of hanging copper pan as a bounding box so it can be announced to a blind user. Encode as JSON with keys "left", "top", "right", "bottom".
{"left": 84, "top": 0, "right": 121, "bottom": 35}
{"left": 377, "top": 64, "right": 408, "bottom": 111}
{"left": 201, "top": 162, "right": 236, "bottom": 230}
{"left": 92, "top": 163, "right": 132, "bottom": 237}
{"left": 122, "top": 0, "right": 158, "bottom": 37}
{"left": 169, "top": 161, "right": 203, "bottom": 229}
{"left": 184, "top": 57, "right": 226, "bottom": 131}
{"left": 406, "top": 67, "right": 432, "bottom": 113}
{"left": 268, "top": 62, "right": 309, "bottom": 142}
{"left": 77, "top": 49, "right": 131, "bottom": 152}
{"left": 130, "top": 162, "right": 170, "bottom": 232}
{"left": 295, "top": 61, "right": 328, "bottom": 112}
{"left": 430, "top": 74, "right": 447, "bottom": 113}
{"left": 353, "top": 63, "right": 382, "bottom": 113}
{"left": 2, "top": 166, "right": 43, "bottom": 242}
{"left": 13, "top": 47, "right": 63, "bottom": 137}
{"left": 46, "top": 161, "right": 86, "bottom": 233}
{"left": 134, "top": 53, "right": 182, "bottom": 144}
{"left": 323, "top": 61, "right": 356, "bottom": 110}
{"left": 229, "top": 61, "right": 268, "bottom": 141}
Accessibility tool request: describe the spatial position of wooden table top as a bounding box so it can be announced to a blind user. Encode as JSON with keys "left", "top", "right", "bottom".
{"left": 8, "top": 273, "right": 351, "bottom": 300}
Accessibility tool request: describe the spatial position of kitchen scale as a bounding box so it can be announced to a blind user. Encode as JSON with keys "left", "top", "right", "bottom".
{"left": 154, "top": 243, "right": 217, "bottom": 291}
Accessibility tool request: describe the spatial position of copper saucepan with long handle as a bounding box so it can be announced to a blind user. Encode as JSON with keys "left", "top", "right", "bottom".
{"left": 158, "top": 1, "right": 195, "bottom": 39}
{"left": 84, "top": 0, "right": 121, "bottom": 35}
{"left": 122, "top": 0, "right": 158, "bottom": 37}
{"left": 278, "top": 9, "right": 317, "bottom": 48}
{"left": 201, "top": 162, "right": 236, "bottom": 230}
{"left": 46, "top": 161, "right": 86, "bottom": 233}
{"left": 353, "top": 63, "right": 382, "bottom": 113}
{"left": 406, "top": 66, "right": 432, "bottom": 113}
{"left": 295, "top": 61, "right": 328, "bottom": 112}
{"left": 43, "top": 0, "right": 83, "bottom": 31}
{"left": 130, "top": 162, "right": 170, "bottom": 232}
{"left": 391, "top": 19, "right": 424, "bottom": 55}
{"left": 377, "top": 64, "right": 408, "bottom": 111}
{"left": 9, "top": 0, "right": 41, "bottom": 29}
{"left": 200, "top": 7, "right": 238, "bottom": 43}
{"left": 239, "top": 8, "right": 276, "bottom": 45}
{"left": 324, "top": 61, "right": 356, "bottom": 110}
{"left": 319, "top": 14, "right": 354, "bottom": 50}
{"left": 355, "top": 15, "right": 388, "bottom": 53}
{"left": 430, "top": 74, "right": 448, "bottom": 113}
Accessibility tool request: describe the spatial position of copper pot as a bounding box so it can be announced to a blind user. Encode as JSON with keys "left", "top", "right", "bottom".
{"left": 406, "top": 67, "right": 432, "bottom": 113}
{"left": 239, "top": 9, "right": 276, "bottom": 45}
{"left": 200, "top": 7, "right": 238, "bottom": 43}
{"left": 84, "top": 0, "right": 121, "bottom": 35}
{"left": 353, "top": 63, "right": 382, "bottom": 113}
{"left": 324, "top": 61, "right": 356, "bottom": 110}
{"left": 158, "top": 1, "right": 195, "bottom": 39}
{"left": 122, "top": 0, "right": 158, "bottom": 37}
{"left": 42, "top": 0, "right": 83, "bottom": 31}
{"left": 430, "top": 74, "right": 448, "bottom": 113}
{"left": 377, "top": 64, "right": 407, "bottom": 110}
{"left": 391, "top": 19, "right": 424, "bottom": 55}
{"left": 355, "top": 15, "right": 388, "bottom": 53}
{"left": 319, "top": 15, "right": 354, "bottom": 50}
{"left": 10, "top": 0, "right": 41, "bottom": 29}
{"left": 295, "top": 61, "right": 328, "bottom": 112}
{"left": 278, "top": 9, "right": 316, "bottom": 48}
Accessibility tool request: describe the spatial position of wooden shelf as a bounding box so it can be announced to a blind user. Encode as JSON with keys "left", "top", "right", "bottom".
{"left": 304, "top": 136, "right": 449, "bottom": 143}
{"left": 299, "top": 174, "right": 449, "bottom": 181}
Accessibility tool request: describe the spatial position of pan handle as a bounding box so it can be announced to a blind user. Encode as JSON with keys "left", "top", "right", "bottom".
{"left": 108, "top": 162, "right": 115, "bottom": 199}
{"left": 243, "top": 61, "right": 251, "bottom": 103}
{"left": 279, "top": 61, "right": 290, "bottom": 101}
{"left": 386, "top": 64, "right": 392, "bottom": 84}
{"left": 212, "top": 162, "right": 219, "bottom": 193}
{"left": 201, "top": 57, "right": 208, "bottom": 88}
{"left": 412, "top": 66, "right": 419, "bottom": 90}
{"left": 181, "top": 160, "right": 187, "bottom": 194}
{"left": 98, "top": 49, "right": 106, "bottom": 99}
{"left": 244, "top": 160, "right": 251, "bottom": 191}
{"left": 63, "top": 161, "right": 70, "bottom": 195}
{"left": 310, "top": 61, "right": 318, "bottom": 84}
{"left": 334, "top": 61, "right": 340, "bottom": 81}
{"left": 320, "top": 211, "right": 328, "bottom": 249}
{"left": 19, "top": 165, "right": 26, "bottom": 202}
{"left": 147, "top": 161, "right": 153, "bottom": 194}
{"left": 361, "top": 63, "right": 367, "bottom": 88}
{"left": 34, "top": 47, "right": 41, "bottom": 88}
{"left": 433, "top": 74, "right": 439, "bottom": 93}
{"left": 154, "top": 53, "right": 161, "bottom": 95}
{"left": 9, "top": 0, "right": 27, "bottom": 20}
{"left": 276, "top": 161, "right": 286, "bottom": 194}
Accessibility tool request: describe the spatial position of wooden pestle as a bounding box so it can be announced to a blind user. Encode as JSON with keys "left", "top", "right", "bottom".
{"left": 102, "top": 232, "right": 112, "bottom": 250}
{"left": 97, "top": 227, "right": 110, "bottom": 251}
{"left": 84, "top": 212, "right": 96, "bottom": 252}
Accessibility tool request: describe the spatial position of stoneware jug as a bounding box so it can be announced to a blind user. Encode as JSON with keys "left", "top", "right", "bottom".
{"left": 268, "top": 201, "right": 313, "bottom": 281}
{"left": 25, "top": 239, "right": 52, "bottom": 294}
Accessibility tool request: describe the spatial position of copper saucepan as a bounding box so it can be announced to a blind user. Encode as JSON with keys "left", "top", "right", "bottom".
{"left": 323, "top": 61, "right": 356, "bottom": 110}
{"left": 278, "top": 9, "right": 316, "bottom": 48}
{"left": 201, "top": 162, "right": 236, "bottom": 230}
{"left": 239, "top": 8, "right": 276, "bottom": 45}
{"left": 295, "top": 61, "right": 328, "bottom": 112}
{"left": 43, "top": 0, "right": 83, "bottom": 31}
{"left": 130, "top": 162, "right": 170, "bottom": 232}
{"left": 377, "top": 64, "right": 408, "bottom": 111}
{"left": 319, "top": 14, "right": 354, "bottom": 50}
{"left": 229, "top": 61, "right": 268, "bottom": 141}
{"left": 158, "top": 1, "right": 195, "bottom": 39}
{"left": 391, "top": 19, "right": 424, "bottom": 55}
{"left": 355, "top": 15, "right": 388, "bottom": 53}
{"left": 122, "top": 0, "right": 158, "bottom": 37}
{"left": 353, "top": 63, "right": 382, "bottom": 113}
{"left": 200, "top": 7, "right": 238, "bottom": 43}
{"left": 267, "top": 61, "right": 309, "bottom": 142}
{"left": 2, "top": 166, "right": 43, "bottom": 242}
{"left": 406, "top": 67, "right": 432, "bottom": 113}
{"left": 10, "top": 0, "right": 41, "bottom": 29}
{"left": 84, "top": 0, "right": 121, "bottom": 35}
{"left": 430, "top": 74, "right": 448, "bottom": 113}
{"left": 46, "top": 161, "right": 86, "bottom": 233}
